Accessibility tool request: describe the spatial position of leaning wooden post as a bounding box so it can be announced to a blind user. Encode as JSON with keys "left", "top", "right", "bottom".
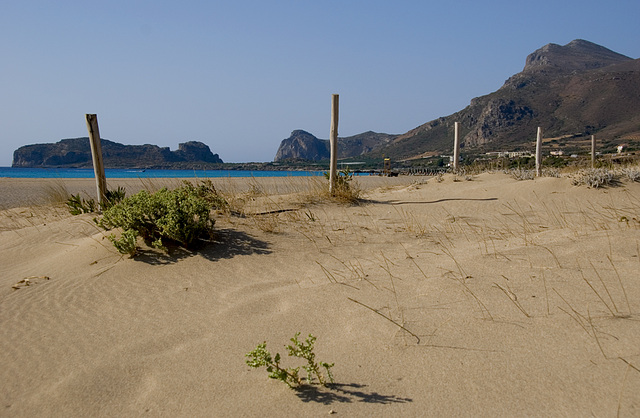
{"left": 535, "top": 126, "right": 543, "bottom": 177}
{"left": 85, "top": 114, "right": 107, "bottom": 207}
{"left": 329, "top": 94, "right": 339, "bottom": 195}
{"left": 591, "top": 135, "right": 596, "bottom": 168}
{"left": 453, "top": 122, "right": 460, "bottom": 172}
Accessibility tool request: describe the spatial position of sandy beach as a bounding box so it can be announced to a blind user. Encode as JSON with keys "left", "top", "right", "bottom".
{"left": 1, "top": 173, "right": 639, "bottom": 416}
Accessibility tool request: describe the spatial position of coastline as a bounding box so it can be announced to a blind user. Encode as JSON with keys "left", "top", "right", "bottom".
{"left": 0, "top": 175, "right": 414, "bottom": 210}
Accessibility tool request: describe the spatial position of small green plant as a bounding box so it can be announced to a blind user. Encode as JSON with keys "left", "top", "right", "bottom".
{"left": 97, "top": 181, "right": 226, "bottom": 255}
{"left": 104, "top": 186, "right": 126, "bottom": 207}
{"left": 66, "top": 187, "right": 126, "bottom": 215}
{"left": 245, "top": 332, "right": 334, "bottom": 389}
{"left": 66, "top": 194, "right": 97, "bottom": 215}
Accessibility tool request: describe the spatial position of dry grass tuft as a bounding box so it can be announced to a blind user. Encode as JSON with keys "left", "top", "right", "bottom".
{"left": 42, "top": 180, "right": 72, "bottom": 206}
{"left": 571, "top": 168, "right": 618, "bottom": 188}
{"left": 302, "top": 176, "right": 362, "bottom": 205}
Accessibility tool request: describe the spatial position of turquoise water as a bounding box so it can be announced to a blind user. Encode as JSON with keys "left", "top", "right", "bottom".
{"left": 0, "top": 167, "right": 323, "bottom": 179}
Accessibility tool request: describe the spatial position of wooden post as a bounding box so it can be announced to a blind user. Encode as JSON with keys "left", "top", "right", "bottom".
{"left": 453, "top": 122, "right": 460, "bottom": 172}
{"left": 535, "top": 126, "right": 542, "bottom": 177}
{"left": 85, "top": 114, "right": 107, "bottom": 207}
{"left": 329, "top": 94, "right": 339, "bottom": 195}
{"left": 591, "top": 135, "right": 596, "bottom": 168}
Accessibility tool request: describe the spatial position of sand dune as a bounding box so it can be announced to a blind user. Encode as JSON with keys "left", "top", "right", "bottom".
{"left": 1, "top": 173, "right": 639, "bottom": 416}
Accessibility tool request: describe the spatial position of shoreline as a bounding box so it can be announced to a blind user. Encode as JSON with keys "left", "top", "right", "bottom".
{"left": 0, "top": 175, "right": 417, "bottom": 210}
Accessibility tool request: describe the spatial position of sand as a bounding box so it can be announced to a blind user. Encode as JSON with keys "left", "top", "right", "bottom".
{"left": 1, "top": 173, "right": 639, "bottom": 416}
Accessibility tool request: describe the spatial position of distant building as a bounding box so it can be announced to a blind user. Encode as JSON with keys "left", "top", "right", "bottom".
{"left": 445, "top": 155, "right": 462, "bottom": 167}
{"left": 495, "top": 151, "right": 533, "bottom": 158}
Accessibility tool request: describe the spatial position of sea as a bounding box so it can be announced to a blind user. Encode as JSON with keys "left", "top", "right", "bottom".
{"left": 0, "top": 167, "right": 324, "bottom": 179}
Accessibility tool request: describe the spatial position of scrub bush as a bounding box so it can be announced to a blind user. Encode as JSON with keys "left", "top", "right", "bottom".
{"left": 571, "top": 168, "right": 618, "bottom": 188}
{"left": 97, "top": 180, "right": 226, "bottom": 256}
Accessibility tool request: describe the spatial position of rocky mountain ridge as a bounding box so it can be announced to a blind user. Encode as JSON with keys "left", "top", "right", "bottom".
{"left": 376, "top": 39, "right": 640, "bottom": 159}
{"left": 274, "top": 39, "right": 640, "bottom": 161}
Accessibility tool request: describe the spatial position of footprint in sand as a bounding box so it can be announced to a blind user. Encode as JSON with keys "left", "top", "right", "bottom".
{"left": 11, "top": 276, "right": 50, "bottom": 290}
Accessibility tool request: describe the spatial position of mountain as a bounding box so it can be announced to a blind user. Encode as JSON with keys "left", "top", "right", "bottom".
{"left": 375, "top": 39, "right": 640, "bottom": 159}
{"left": 274, "top": 130, "right": 397, "bottom": 161}
{"left": 274, "top": 40, "right": 639, "bottom": 163}
{"left": 12, "top": 138, "right": 223, "bottom": 168}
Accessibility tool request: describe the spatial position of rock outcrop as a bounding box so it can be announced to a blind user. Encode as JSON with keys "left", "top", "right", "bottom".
{"left": 12, "top": 138, "right": 223, "bottom": 168}
{"left": 274, "top": 130, "right": 330, "bottom": 161}
{"left": 274, "top": 130, "right": 397, "bottom": 161}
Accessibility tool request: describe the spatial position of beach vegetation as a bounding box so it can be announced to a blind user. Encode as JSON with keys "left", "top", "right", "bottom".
{"left": 97, "top": 180, "right": 226, "bottom": 256}
{"left": 621, "top": 167, "right": 640, "bottom": 182}
{"left": 66, "top": 193, "right": 97, "bottom": 214}
{"left": 323, "top": 168, "right": 361, "bottom": 203}
{"left": 245, "top": 332, "right": 334, "bottom": 389}
{"left": 105, "top": 186, "right": 127, "bottom": 207}
{"left": 66, "top": 186, "right": 127, "bottom": 215}
{"left": 571, "top": 168, "right": 619, "bottom": 188}
{"left": 43, "top": 180, "right": 73, "bottom": 206}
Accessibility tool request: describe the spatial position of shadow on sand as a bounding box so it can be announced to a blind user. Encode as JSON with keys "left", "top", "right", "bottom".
{"left": 132, "top": 228, "right": 271, "bottom": 265}
{"left": 294, "top": 383, "right": 412, "bottom": 405}
{"left": 381, "top": 197, "right": 498, "bottom": 205}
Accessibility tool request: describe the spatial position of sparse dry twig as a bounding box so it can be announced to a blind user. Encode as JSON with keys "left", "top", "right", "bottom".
{"left": 347, "top": 297, "right": 420, "bottom": 344}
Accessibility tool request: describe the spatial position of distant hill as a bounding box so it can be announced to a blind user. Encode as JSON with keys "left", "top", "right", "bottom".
{"left": 12, "top": 138, "right": 223, "bottom": 168}
{"left": 274, "top": 130, "right": 397, "bottom": 161}
{"left": 374, "top": 39, "right": 640, "bottom": 159}
{"left": 274, "top": 40, "right": 640, "bottom": 162}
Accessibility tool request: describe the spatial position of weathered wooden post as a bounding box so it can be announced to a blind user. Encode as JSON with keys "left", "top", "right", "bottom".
{"left": 591, "top": 135, "right": 596, "bottom": 168}
{"left": 329, "top": 94, "right": 339, "bottom": 195}
{"left": 535, "top": 126, "right": 542, "bottom": 177}
{"left": 453, "top": 122, "right": 460, "bottom": 172}
{"left": 85, "top": 114, "right": 107, "bottom": 207}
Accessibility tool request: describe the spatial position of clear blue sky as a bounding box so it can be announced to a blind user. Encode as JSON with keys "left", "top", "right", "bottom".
{"left": 2, "top": 0, "right": 639, "bottom": 165}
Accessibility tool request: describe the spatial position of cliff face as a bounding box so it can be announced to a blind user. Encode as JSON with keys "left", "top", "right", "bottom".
{"left": 12, "top": 138, "right": 223, "bottom": 168}
{"left": 274, "top": 130, "right": 397, "bottom": 161}
{"left": 274, "top": 130, "right": 330, "bottom": 161}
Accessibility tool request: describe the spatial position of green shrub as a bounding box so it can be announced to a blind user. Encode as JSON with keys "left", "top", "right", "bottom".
{"left": 97, "top": 180, "right": 226, "bottom": 255}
